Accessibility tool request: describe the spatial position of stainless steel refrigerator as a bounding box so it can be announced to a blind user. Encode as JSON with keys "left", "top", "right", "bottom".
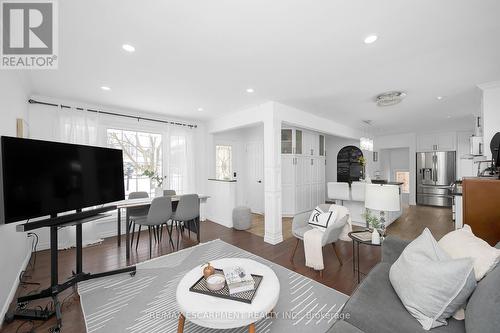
{"left": 416, "top": 151, "right": 456, "bottom": 207}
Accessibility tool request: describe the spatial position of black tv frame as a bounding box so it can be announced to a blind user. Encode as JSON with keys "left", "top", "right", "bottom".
{"left": 1, "top": 136, "right": 125, "bottom": 224}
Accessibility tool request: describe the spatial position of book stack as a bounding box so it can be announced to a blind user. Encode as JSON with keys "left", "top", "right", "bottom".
{"left": 223, "top": 266, "right": 255, "bottom": 295}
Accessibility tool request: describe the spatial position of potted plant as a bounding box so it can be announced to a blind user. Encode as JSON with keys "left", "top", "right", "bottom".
{"left": 143, "top": 169, "right": 164, "bottom": 197}
{"left": 358, "top": 156, "right": 367, "bottom": 180}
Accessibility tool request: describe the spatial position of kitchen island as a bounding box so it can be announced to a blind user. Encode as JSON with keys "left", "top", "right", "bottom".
{"left": 327, "top": 181, "right": 404, "bottom": 227}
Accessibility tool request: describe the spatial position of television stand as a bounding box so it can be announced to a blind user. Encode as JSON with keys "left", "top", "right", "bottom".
{"left": 10, "top": 209, "right": 137, "bottom": 332}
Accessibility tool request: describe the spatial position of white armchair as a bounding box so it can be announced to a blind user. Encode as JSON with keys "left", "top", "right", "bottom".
{"left": 290, "top": 204, "right": 347, "bottom": 274}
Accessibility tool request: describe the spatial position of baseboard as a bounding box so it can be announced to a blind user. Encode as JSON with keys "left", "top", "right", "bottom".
{"left": 0, "top": 247, "right": 31, "bottom": 326}
{"left": 264, "top": 233, "right": 284, "bottom": 245}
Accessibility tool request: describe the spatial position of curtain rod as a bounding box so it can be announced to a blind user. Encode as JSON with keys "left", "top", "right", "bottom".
{"left": 28, "top": 98, "right": 198, "bottom": 129}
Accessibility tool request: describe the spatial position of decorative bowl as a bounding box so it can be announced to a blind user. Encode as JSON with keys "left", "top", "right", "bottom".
{"left": 206, "top": 274, "right": 226, "bottom": 291}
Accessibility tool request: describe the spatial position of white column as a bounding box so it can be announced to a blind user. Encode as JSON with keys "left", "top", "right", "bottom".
{"left": 263, "top": 109, "right": 283, "bottom": 244}
{"left": 479, "top": 82, "right": 500, "bottom": 159}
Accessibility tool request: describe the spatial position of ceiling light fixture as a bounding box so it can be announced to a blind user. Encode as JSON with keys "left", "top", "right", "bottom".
{"left": 364, "top": 34, "right": 378, "bottom": 44}
{"left": 122, "top": 44, "right": 135, "bottom": 52}
{"left": 246, "top": 88, "right": 255, "bottom": 93}
{"left": 101, "top": 86, "right": 111, "bottom": 91}
{"left": 375, "top": 91, "right": 407, "bottom": 107}
{"left": 437, "top": 96, "right": 444, "bottom": 100}
{"left": 197, "top": 107, "right": 204, "bottom": 112}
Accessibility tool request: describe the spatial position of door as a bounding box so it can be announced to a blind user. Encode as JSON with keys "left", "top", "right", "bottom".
{"left": 246, "top": 142, "right": 264, "bottom": 214}
{"left": 434, "top": 151, "right": 456, "bottom": 186}
{"left": 417, "top": 152, "right": 435, "bottom": 186}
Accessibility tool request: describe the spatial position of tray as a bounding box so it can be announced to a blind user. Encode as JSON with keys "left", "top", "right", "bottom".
{"left": 189, "top": 269, "right": 263, "bottom": 304}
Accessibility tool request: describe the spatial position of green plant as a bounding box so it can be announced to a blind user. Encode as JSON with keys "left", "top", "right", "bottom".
{"left": 358, "top": 156, "right": 367, "bottom": 166}
{"left": 143, "top": 169, "right": 163, "bottom": 188}
{"left": 362, "top": 209, "right": 380, "bottom": 229}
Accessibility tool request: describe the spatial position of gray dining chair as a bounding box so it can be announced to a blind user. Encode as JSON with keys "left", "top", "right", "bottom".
{"left": 127, "top": 191, "right": 150, "bottom": 248}
{"left": 134, "top": 196, "right": 173, "bottom": 258}
{"left": 172, "top": 194, "right": 200, "bottom": 249}
{"left": 163, "top": 189, "right": 176, "bottom": 196}
{"left": 290, "top": 203, "right": 348, "bottom": 277}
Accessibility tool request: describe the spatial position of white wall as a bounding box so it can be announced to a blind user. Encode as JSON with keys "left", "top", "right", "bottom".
{"left": 0, "top": 72, "right": 31, "bottom": 321}
{"left": 479, "top": 82, "right": 500, "bottom": 159}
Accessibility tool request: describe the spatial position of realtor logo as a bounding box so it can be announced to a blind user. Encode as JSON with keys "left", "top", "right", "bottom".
{"left": 1, "top": 0, "right": 58, "bottom": 69}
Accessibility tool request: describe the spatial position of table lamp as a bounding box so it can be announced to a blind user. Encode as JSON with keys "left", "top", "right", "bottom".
{"left": 364, "top": 184, "right": 401, "bottom": 235}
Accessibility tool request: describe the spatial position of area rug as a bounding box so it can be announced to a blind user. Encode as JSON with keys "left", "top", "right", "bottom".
{"left": 78, "top": 239, "right": 348, "bottom": 332}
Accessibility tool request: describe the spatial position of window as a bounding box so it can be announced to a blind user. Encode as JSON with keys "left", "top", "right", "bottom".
{"left": 169, "top": 135, "right": 186, "bottom": 194}
{"left": 215, "top": 145, "right": 232, "bottom": 180}
{"left": 107, "top": 128, "right": 163, "bottom": 197}
{"left": 395, "top": 170, "right": 410, "bottom": 194}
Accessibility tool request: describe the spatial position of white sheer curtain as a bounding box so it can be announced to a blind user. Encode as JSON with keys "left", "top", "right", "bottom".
{"left": 57, "top": 106, "right": 103, "bottom": 249}
{"left": 167, "top": 127, "right": 196, "bottom": 194}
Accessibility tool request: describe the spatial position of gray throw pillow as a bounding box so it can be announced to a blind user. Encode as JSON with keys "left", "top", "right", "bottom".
{"left": 389, "top": 228, "right": 476, "bottom": 330}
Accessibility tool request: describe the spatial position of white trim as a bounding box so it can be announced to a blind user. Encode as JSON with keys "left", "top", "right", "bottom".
{"left": 264, "top": 233, "right": 284, "bottom": 245}
{"left": 0, "top": 249, "right": 32, "bottom": 326}
{"left": 477, "top": 81, "right": 500, "bottom": 90}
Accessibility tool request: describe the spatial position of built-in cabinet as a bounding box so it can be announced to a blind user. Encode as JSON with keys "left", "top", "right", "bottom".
{"left": 417, "top": 132, "right": 456, "bottom": 152}
{"left": 281, "top": 127, "right": 326, "bottom": 216}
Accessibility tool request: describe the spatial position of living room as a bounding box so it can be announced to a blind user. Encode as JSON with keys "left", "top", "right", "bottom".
{"left": 1, "top": 1, "right": 500, "bottom": 333}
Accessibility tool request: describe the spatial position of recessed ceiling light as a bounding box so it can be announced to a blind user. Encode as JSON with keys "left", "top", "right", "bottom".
{"left": 197, "top": 107, "right": 204, "bottom": 112}
{"left": 122, "top": 44, "right": 135, "bottom": 52}
{"left": 447, "top": 115, "right": 452, "bottom": 118}
{"left": 364, "top": 35, "right": 378, "bottom": 44}
{"left": 437, "top": 96, "right": 444, "bottom": 100}
{"left": 101, "top": 86, "right": 111, "bottom": 91}
{"left": 246, "top": 88, "right": 255, "bottom": 94}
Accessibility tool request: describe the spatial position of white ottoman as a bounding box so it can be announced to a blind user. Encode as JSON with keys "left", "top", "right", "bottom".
{"left": 176, "top": 258, "right": 280, "bottom": 332}
{"left": 232, "top": 206, "right": 252, "bottom": 230}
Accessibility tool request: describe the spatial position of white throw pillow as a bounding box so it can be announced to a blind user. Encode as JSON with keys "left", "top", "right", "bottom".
{"left": 308, "top": 206, "right": 337, "bottom": 231}
{"left": 438, "top": 224, "right": 500, "bottom": 281}
{"left": 389, "top": 228, "right": 477, "bottom": 330}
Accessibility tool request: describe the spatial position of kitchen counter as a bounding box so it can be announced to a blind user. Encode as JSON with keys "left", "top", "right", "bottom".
{"left": 371, "top": 179, "right": 404, "bottom": 186}
{"left": 327, "top": 182, "right": 403, "bottom": 227}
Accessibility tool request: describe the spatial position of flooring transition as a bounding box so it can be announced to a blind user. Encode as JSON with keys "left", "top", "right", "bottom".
{"left": 1, "top": 205, "right": 453, "bottom": 333}
{"left": 246, "top": 214, "right": 294, "bottom": 240}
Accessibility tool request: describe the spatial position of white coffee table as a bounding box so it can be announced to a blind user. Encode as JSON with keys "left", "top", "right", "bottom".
{"left": 176, "top": 258, "right": 280, "bottom": 332}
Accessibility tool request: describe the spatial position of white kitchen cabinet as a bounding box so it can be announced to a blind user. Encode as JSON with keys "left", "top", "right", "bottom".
{"left": 417, "top": 132, "right": 456, "bottom": 152}
{"left": 281, "top": 155, "right": 296, "bottom": 215}
{"left": 437, "top": 133, "right": 456, "bottom": 151}
{"left": 281, "top": 128, "right": 326, "bottom": 216}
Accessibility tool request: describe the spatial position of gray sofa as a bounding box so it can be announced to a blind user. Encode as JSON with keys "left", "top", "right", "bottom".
{"left": 328, "top": 237, "right": 500, "bottom": 333}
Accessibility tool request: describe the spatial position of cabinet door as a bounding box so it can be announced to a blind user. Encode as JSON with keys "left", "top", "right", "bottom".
{"left": 417, "top": 134, "right": 436, "bottom": 152}
{"left": 437, "top": 132, "right": 456, "bottom": 151}
{"left": 281, "top": 129, "right": 293, "bottom": 154}
{"left": 281, "top": 156, "right": 295, "bottom": 215}
{"left": 295, "top": 129, "right": 303, "bottom": 155}
{"left": 295, "top": 157, "right": 311, "bottom": 212}
{"left": 319, "top": 135, "right": 325, "bottom": 156}
{"left": 303, "top": 132, "right": 314, "bottom": 156}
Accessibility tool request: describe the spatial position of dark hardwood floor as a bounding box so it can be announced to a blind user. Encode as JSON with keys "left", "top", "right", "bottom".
{"left": 1, "top": 205, "right": 453, "bottom": 333}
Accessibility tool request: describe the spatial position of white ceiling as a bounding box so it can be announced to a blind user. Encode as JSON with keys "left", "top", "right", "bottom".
{"left": 27, "top": 0, "right": 500, "bottom": 133}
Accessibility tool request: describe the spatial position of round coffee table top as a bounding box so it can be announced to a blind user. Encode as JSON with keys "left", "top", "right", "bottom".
{"left": 176, "top": 258, "right": 280, "bottom": 329}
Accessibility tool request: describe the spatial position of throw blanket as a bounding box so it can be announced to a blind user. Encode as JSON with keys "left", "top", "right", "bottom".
{"left": 304, "top": 204, "right": 352, "bottom": 270}
{"left": 329, "top": 204, "right": 353, "bottom": 241}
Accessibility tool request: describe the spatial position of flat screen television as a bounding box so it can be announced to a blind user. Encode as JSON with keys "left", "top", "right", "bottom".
{"left": 1, "top": 137, "right": 125, "bottom": 224}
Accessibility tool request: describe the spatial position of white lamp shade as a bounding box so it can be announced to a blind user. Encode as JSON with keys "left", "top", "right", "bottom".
{"left": 365, "top": 184, "right": 401, "bottom": 212}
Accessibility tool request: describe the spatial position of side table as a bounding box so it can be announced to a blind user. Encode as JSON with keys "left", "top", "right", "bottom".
{"left": 348, "top": 230, "right": 382, "bottom": 284}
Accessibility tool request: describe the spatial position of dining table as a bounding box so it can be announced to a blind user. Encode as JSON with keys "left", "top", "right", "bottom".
{"left": 114, "top": 195, "right": 210, "bottom": 259}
